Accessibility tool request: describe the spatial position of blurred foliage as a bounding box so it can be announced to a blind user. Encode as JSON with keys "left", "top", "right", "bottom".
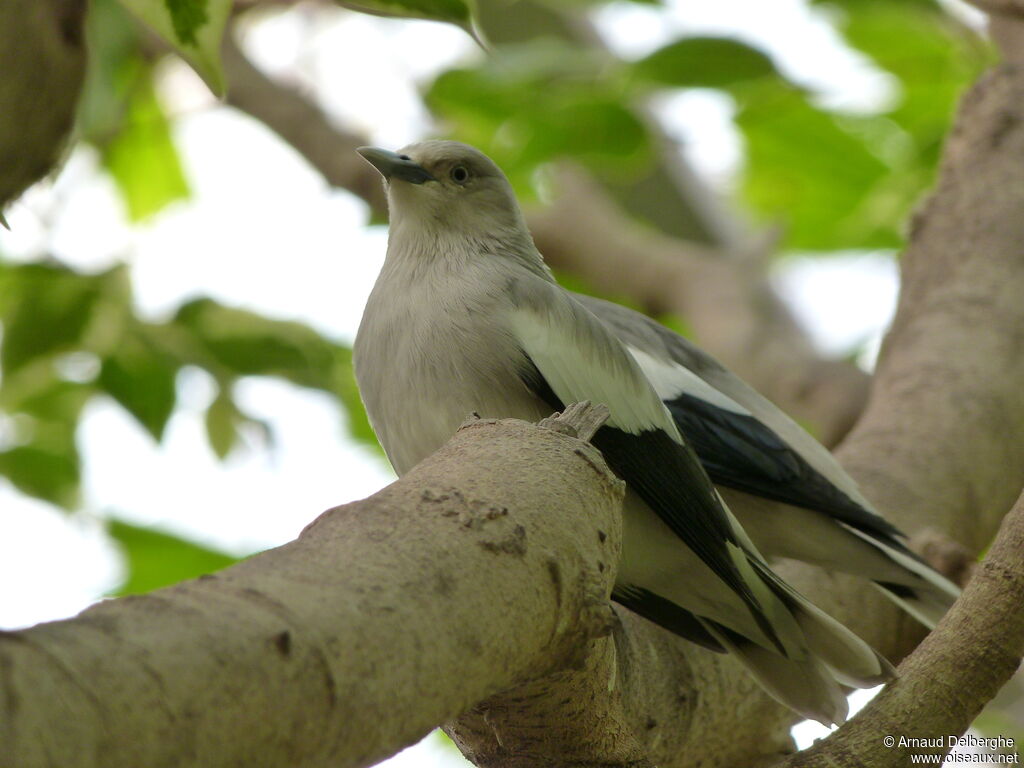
{"left": 631, "top": 36, "right": 780, "bottom": 88}
{"left": 0, "top": 259, "right": 376, "bottom": 513}
{"left": 107, "top": 518, "right": 240, "bottom": 595}
{"left": 973, "top": 706, "right": 1024, "bottom": 754}
{"left": 102, "top": 71, "right": 191, "bottom": 221}
{"left": 81, "top": 0, "right": 193, "bottom": 221}
{"left": 0, "top": 0, "right": 993, "bottom": 598}
{"left": 0, "top": 0, "right": 481, "bottom": 600}
{"left": 117, "top": 0, "right": 231, "bottom": 94}
{"left": 427, "top": 40, "right": 650, "bottom": 190}
{"left": 337, "top": 0, "right": 481, "bottom": 44}
{"left": 745, "top": 0, "right": 992, "bottom": 249}
{"left": 428, "top": 0, "right": 991, "bottom": 251}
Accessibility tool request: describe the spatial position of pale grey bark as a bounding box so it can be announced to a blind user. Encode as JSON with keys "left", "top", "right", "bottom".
{"left": 0, "top": 409, "right": 626, "bottom": 768}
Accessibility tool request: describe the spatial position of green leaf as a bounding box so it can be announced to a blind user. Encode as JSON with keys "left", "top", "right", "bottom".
{"left": 526, "top": 95, "right": 649, "bottom": 165}
{"left": 201, "top": 387, "right": 272, "bottom": 459}
{"left": 0, "top": 373, "right": 90, "bottom": 509}
{"left": 0, "top": 445, "right": 80, "bottom": 509}
{"left": 173, "top": 299, "right": 338, "bottom": 385}
{"left": 102, "top": 69, "right": 190, "bottom": 221}
{"left": 171, "top": 298, "right": 379, "bottom": 450}
{"left": 759, "top": 0, "right": 992, "bottom": 250}
{"left": 205, "top": 388, "right": 239, "bottom": 459}
{"left": 0, "top": 263, "right": 107, "bottom": 375}
{"left": 632, "top": 37, "right": 780, "bottom": 89}
{"left": 532, "top": 0, "right": 662, "bottom": 7}
{"left": 115, "top": 0, "right": 230, "bottom": 94}
{"left": 337, "top": 0, "right": 484, "bottom": 47}
{"left": 78, "top": 0, "right": 143, "bottom": 144}
{"left": 735, "top": 84, "right": 892, "bottom": 249}
{"left": 164, "top": 0, "right": 209, "bottom": 46}
{"left": 337, "top": 0, "right": 473, "bottom": 28}
{"left": 426, "top": 42, "right": 651, "bottom": 182}
{"left": 820, "top": 0, "right": 990, "bottom": 170}
{"left": 107, "top": 519, "right": 239, "bottom": 595}
{"left": 4, "top": 379, "right": 93, "bottom": 424}
{"left": 98, "top": 323, "right": 180, "bottom": 440}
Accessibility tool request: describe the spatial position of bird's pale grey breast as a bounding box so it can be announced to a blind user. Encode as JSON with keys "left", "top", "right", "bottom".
{"left": 354, "top": 253, "right": 551, "bottom": 475}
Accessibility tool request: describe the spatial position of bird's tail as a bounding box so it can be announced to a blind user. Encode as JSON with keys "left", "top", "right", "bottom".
{"left": 873, "top": 580, "right": 955, "bottom": 629}
{"left": 693, "top": 550, "right": 895, "bottom": 725}
{"left": 615, "top": 574, "right": 891, "bottom": 726}
{"left": 617, "top": 586, "right": 875, "bottom": 726}
{"left": 697, "top": 515, "right": 896, "bottom": 725}
{"left": 733, "top": 558, "right": 895, "bottom": 725}
{"left": 840, "top": 523, "right": 961, "bottom": 629}
{"left": 702, "top": 619, "right": 851, "bottom": 726}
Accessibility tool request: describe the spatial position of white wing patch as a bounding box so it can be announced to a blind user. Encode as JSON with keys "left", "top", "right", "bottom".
{"left": 628, "top": 346, "right": 751, "bottom": 415}
{"left": 511, "top": 304, "right": 680, "bottom": 439}
{"left": 631, "top": 344, "right": 879, "bottom": 516}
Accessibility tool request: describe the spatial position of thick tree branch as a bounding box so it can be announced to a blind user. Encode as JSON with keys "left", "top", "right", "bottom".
{"left": 835, "top": 61, "right": 1024, "bottom": 555}
{"left": 778, "top": 488, "right": 1024, "bottom": 768}
{"left": 0, "top": 408, "right": 626, "bottom": 768}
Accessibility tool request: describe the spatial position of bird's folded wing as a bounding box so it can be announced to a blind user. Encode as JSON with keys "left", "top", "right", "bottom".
{"left": 627, "top": 343, "right": 905, "bottom": 543}
{"left": 575, "top": 292, "right": 904, "bottom": 545}
{"left": 509, "top": 284, "right": 785, "bottom": 647}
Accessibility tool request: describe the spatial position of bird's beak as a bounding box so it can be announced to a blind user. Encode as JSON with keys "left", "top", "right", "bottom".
{"left": 356, "top": 147, "right": 436, "bottom": 185}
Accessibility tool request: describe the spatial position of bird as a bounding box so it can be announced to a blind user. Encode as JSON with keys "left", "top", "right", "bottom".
{"left": 352, "top": 139, "right": 958, "bottom": 726}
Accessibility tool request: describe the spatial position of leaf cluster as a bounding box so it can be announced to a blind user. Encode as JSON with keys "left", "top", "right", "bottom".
{"left": 427, "top": 0, "right": 990, "bottom": 250}
{"left": 0, "top": 258, "right": 373, "bottom": 511}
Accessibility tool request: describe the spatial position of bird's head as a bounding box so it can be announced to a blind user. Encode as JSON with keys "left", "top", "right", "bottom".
{"left": 357, "top": 140, "right": 530, "bottom": 244}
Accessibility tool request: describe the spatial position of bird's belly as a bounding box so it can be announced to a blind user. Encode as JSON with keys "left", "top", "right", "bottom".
{"left": 356, "top": 294, "right": 549, "bottom": 474}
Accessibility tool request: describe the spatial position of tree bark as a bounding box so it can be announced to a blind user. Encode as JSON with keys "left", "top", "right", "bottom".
{"left": 0, "top": 408, "right": 627, "bottom": 768}
{"left": 0, "top": 0, "right": 86, "bottom": 215}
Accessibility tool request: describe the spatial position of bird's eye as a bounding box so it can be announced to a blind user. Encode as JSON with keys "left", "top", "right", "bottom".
{"left": 450, "top": 165, "right": 470, "bottom": 184}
